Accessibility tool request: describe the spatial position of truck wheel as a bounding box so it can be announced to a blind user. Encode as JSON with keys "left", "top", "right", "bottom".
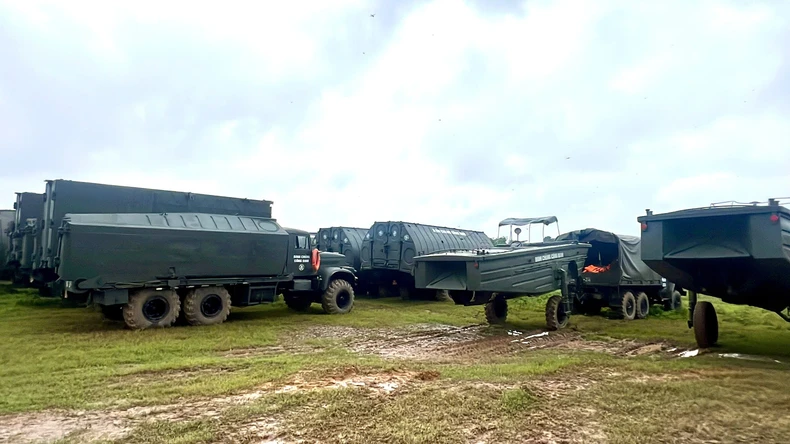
{"left": 284, "top": 293, "right": 313, "bottom": 312}
{"left": 545, "top": 295, "right": 569, "bottom": 330}
{"left": 693, "top": 301, "right": 718, "bottom": 348}
{"left": 670, "top": 291, "right": 682, "bottom": 311}
{"left": 183, "top": 286, "right": 231, "bottom": 326}
{"left": 123, "top": 288, "right": 180, "bottom": 330}
{"left": 484, "top": 293, "right": 507, "bottom": 324}
{"left": 635, "top": 292, "right": 650, "bottom": 319}
{"left": 321, "top": 279, "right": 355, "bottom": 314}
{"left": 620, "top": 291, "right": 636, "bottom": 320}
{"left": 399, "top": 286, "right": 412, "bottom": 300}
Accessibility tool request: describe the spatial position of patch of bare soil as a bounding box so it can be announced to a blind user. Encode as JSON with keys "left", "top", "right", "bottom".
{"left": 0, "top": 368, "right": 438, "bottom": 444}
{"left": 341, "top": 324, "right": 690, "bottom": 363}
{"left": 218, "top": 323, "right": 693, "bottom": 365}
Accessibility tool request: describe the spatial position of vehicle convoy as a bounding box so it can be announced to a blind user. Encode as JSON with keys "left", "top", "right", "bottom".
{"left": 359, "top": 221, "right": 494, "bottom": 300}
{"left": 554, "top": 227, "right": 682, "bottom": 320}
{"left": 55, "top": 212, "right": 357, "bottom": 330}
{"left": 316, "top": 226, "right": 371, "bottom": 294}
{"left": 25, "top": 179, "right": 274, "bottom": 294}
{"left": 637, "top": 198, "right": 790, "bottom": 348}
{"left": 412, "top": 217, "right": 592, "bottom": 329}
{"left": 3, "top": 192, "right": 45, "bottom": 283}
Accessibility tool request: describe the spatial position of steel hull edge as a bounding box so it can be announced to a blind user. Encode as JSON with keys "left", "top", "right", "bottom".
{"left": 637, "top": 203, "right": 790, "bottom": 312}
{"left": 412, "top": 241, "right": 590, "bottom": 299}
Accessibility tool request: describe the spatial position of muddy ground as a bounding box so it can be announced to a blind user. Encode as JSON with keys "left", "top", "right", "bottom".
{"left": 0, "top": 323, "right": 705, "bottom": 444}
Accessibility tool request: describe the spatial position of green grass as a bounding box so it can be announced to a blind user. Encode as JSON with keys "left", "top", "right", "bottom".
{"left": 2, "top": 283, "right": 790, "bottom": 442}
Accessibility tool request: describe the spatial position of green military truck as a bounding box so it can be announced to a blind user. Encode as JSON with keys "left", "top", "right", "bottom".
{"left": 55, "top": 212, "right": 357, "bottom": 330}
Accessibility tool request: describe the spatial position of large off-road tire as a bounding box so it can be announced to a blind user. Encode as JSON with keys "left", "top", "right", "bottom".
{"left": 545, "top": 295, "right": 570, "bottom": 330}
{"left": 620, "top": 291, "right": 637, "bottom": 320}
{"left": 123, "top": 288, "right": 181, "bottom": 330}
{"left": 635, "top": 292, "right": 650, "bottom": 319}
{"left": 284, "top": 292, "right": 313, "bottom": 312}
{"left": 693, "top": 301, "right": 719, "bottom": 348}
{"left": 660, "top": 288, "right": 680, "bottom": 311}
{"left": 183, "top": 286, "right": 231, "bottom": 326}
{"left": 668, "top": 291, "right": 683, "bottom": 311}
{"left": 321, "top": 278, "right": 355, "bottom": 314}
{"left": 484, "top": 293, "right": 508, "bottom": 324}
{"left": 399, "top": 286, "right": 412, "bottom": 300}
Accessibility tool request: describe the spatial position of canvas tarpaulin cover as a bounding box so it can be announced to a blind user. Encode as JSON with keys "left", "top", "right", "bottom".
{"left": 555, "top": 228, "right": 663, "bottom": 282}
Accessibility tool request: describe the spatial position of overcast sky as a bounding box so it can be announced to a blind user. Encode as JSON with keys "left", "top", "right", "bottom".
{"left": 1, "top": 0, "right": 788, "bottom": 240}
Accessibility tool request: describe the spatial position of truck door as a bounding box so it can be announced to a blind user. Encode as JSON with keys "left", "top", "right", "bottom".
{"left": 371, "top": 223, "right": 390, "bottom": 268}
{"left": 385, "top": 223, "right": 402, "bottom": 269}
{"left": 288, "top": 232, "right": 313, "bottom": 277}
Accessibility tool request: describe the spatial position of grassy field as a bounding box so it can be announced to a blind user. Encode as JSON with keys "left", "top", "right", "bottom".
{"left": 1, "top": 283, "right": 789, "bottom": 443}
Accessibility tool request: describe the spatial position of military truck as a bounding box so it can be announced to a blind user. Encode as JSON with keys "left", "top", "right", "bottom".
{"left": 316, "top": 226, "right": 371, "bottom": 294}
{"left": 3, "top": 192, "right": 45, "bottom": 284}
{"left": 554, "top": 228, "right": 682, "bottom": 320}
{"left": 31, "top": 179, "right": 274, "bottom": 293}
{"left": 56, "top": 212, "right": 357, "bottom": 330}
{"left": 359, "top": 221, "right": 494, "bottom": 300}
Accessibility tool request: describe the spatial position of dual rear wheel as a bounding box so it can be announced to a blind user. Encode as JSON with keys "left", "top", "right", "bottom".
{"left": 108, "top": 286, "right": 231, "bottom": 330}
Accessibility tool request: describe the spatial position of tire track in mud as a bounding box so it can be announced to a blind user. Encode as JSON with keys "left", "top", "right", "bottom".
{"left": 221, "top": 323, "right": 691, "bottom": 362}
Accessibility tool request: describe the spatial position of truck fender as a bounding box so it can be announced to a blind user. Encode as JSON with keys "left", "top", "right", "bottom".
{"left": 318, "top": 266, "right": 357, "bottom": 291}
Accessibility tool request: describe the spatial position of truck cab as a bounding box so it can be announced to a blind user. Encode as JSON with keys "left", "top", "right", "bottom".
{"left": 283, "top": 227, "right": 316, "bottom": 278}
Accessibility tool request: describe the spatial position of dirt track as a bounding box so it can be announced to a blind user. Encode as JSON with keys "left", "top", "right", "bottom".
{"left": 0, "top": 323, "right": 698, "bottom": 444}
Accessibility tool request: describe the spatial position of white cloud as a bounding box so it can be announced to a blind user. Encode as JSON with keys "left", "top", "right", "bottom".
{"left": 0, "top": 0, "right": 788, "bottom": 241}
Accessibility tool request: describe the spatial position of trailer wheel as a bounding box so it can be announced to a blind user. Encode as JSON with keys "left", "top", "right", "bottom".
{"left": 620, "top": 291, "right": 637, "bottom": 320}
{"left": 670, "top": 291, "right": 683, "bottom": 311}
{"left": 321, "top": 278, "right": 355, "bottom": 314}
{"left": 635, "top": 292, "right": 650, "bottom": 319}
{"left": 545, "top": 295, "right": 569, "bottom": 330}
{"left": 485, "top": 293, "right": 508, "bottom": 324}
{"left": 693, "top": 301, "right": 718, "bottom": 348}
{"left": 284, "top": 293, "right": 313, "bottom": 312}
{"left": 183, "top": 286, "right": 231, "bottom": 326}
{"left": 123, "top": 288, "right": 180, "bottom": 330}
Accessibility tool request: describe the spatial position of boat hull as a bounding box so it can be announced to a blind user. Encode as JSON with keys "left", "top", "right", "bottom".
{"left": 413, "top": 241, "right": 590, "bottom": 304}
{"left": 638, "top": 203, "right": 790, "bottom": 312}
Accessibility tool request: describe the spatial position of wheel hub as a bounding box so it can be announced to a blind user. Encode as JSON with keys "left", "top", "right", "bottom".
{"left": 142, "top": 296, "right": 170, "bottom": 322}
{"left": 336, "top": 290, "right": 351, "bottom": 310}
{"left": 200, "top": 294, "right": 223, "bottom": 318}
